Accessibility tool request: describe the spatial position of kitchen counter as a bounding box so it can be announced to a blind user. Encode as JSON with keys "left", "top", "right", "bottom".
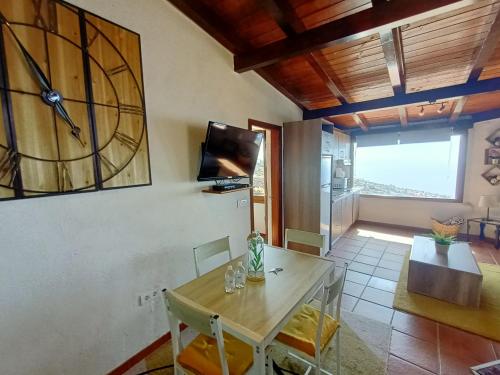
{"left": 331, "top": 188, "right": 361, "bottom": 201}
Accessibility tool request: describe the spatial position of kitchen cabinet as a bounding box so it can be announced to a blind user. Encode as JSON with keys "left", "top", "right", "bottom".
{"left": 283, "top": 119, "right": 334, "bottom": 256}
{"left": 331, "top": 190, "right": 359, "bottom": 247}
{"left": 321, "top": 131, "right": 334, "bottom": 155}
{"left": 337, "top": 133, "right": 351, "bottom": 160}
{"left": 332, "top": 132, "right": 339, "bottom": 159}
{"left": 283, "top": 119, "right": 355, "bottom": 254}
{"left": 342, "top": 194, "right": 354, "bottom": 231}
{"left": 353, "top": 191, "right": 360, "bottom": 222}
{"left": 331, "top": 199, "right": 342, "bottom": 244}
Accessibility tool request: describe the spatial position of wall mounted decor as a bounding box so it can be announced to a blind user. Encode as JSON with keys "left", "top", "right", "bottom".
{"left": 485, "top": 148, "right": 500, "bottom": 165}
{"left": 0, "top": 0, "right": 151, "bottom": 201}
{"left": 482, "top": 165, "right": 500, "bottom": 186}
{"left": 487, "top": 129, "right": 500, "bottom": 147}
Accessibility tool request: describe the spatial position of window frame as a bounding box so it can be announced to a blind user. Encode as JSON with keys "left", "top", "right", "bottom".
{"left": 355, "top": 131, "right": 468, "bottom": 203}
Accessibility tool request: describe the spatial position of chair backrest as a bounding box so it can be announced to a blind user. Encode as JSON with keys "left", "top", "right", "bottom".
{"left": 162, "top": 289, "right": 230, "bottom": 375}
{"left": 284, "top": 228, "right": 325, "bottom": 251}
{"left": 315, "top": 263, "right": 348, "bottom": 358}
{"left": 193, "top": 236, "right": 232, "bottom": 277}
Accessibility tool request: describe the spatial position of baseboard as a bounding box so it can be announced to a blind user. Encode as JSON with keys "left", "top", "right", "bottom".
{"left": 107, "top": 323, "right": 187, "bottom": 375}
{"left": 355, "top": 220, "right": 430, "bottom": 235}
{"left": 354, "top": 220, "right": 494, "bottom": 243}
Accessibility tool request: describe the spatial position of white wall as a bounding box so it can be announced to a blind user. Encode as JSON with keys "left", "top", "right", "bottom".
{"left": 359, "top": 119, "right": 500, "bottom": 236}
{"left": 253, "top": 202, "right": 266, "bottom": 234}
{"left": 0, "top": 1, "right": 301, "bottom": 374}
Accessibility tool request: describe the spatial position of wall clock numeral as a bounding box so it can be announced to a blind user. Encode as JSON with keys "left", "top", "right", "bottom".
{"left": 106, "top": 64, "right": 128, "bottom": 76}
{"left": 32, "top": 0, "right": 58, "bottom": 32}
{"left": 119, "top": 104, "right": 144, "bottom": 116}
{"left": 98, "top": 153, "right": 119, "bottom": 175}
{"left": 114, "top": 131, "right": 139, "bottom": 151}
{"left": 87, "top": 29, "right": 99, "bottom": 48}
{"left": 57, "top": 162, "right": 73, "bottom": 192}
{"left": 0, "top": 149, "right": 21, "bottom": 188}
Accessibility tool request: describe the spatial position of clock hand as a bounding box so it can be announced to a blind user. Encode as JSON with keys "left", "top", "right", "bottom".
{"left": 54, "top": 102, "right": 85, "bottom": 147}
{"left": 0, "top": 12, "right": 51, "bottom": 92}
{"left": 0, "top": 11, "right": 85, "bottom": 147}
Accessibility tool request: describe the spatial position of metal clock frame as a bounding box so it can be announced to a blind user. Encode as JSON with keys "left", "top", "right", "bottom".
{"left": 0, "top": 0, "right": 152, "bottom": 201}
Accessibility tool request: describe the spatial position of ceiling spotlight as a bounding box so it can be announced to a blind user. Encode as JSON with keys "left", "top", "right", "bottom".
{"left": 419, "top": 105, "right": 425, "bottom": 116}
{"left": 437, "top": 102, "right": 446, "bottom": 114}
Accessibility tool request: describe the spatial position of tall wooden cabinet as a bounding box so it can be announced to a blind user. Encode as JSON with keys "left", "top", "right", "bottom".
{"left": 283, "top": 119, "right": 356, "bottom": 255}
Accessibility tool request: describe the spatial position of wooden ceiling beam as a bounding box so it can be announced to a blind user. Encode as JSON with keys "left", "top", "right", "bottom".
{"left": 353, "top": 113, "right": 369, "bottom": 131}
{"left": 261, "top": 0, "right": 352, "bottom": 108}
{"left": 380, "top": 27, "right": 406, "bottom": 96}
{"left": 167, "top": 0, "right": 306, "bottom": 110}
{"left": 235, "top": 0, "right": 477, "bottom": 72}
{"left": 399, "top": 107, "right": 409, "bottom": 127}
{"left": 257, "top": 68, "right": 307, "bottom": 110}
{"left": 468, "top": 8, "right": 500, "bottom": 82}
{"left": 167, "top": 0, "right": 242, "bottom": 54}
{"left": 445, "top": 8, "right": 500, "bottom": 125}
{"left": 449, "top": 97, "right": 468, "bottom": 123}
{"left": 303, "top": 77, "right": 500, "bottom": 119}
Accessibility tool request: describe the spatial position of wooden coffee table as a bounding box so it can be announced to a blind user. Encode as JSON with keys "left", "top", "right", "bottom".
{"left": 407, "top": 236, "right": 483, "bottom": 307}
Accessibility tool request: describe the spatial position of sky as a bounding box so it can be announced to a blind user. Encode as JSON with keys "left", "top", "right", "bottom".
{"left": 354, "top": 135, "right": 462, "bottom": 198}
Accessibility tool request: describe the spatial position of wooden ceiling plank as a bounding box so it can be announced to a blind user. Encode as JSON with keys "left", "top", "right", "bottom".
{"left": 468, "top": 7, "right": 500, "bottom": 81}
{"left": 234, "top": 0, "right": 479, "bottom": 72}
{"left": 303, "top": 76, "right": 500, "bottom": 119}
{"left": 380, "top": 27, "right": 406, "bottom": 96}
{"left": 449, "top": 96, "right": 469, "bottom": 123}
{"left": 402, "top": 1, "right": 500, "bottom": 34}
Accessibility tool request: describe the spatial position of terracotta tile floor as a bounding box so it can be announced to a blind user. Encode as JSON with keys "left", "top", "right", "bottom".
{"left": 123, "top": 222, "right": 499, "bottom": 375}
{"left": 330, "top": 222, "right": 500, "bottom": 375}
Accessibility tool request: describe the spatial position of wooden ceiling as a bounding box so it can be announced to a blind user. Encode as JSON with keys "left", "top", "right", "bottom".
{"left": 169, "top": 0, "right": 500, "bottom": 131}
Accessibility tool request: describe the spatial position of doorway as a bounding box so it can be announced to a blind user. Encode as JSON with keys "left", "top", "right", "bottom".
{"left": 249, "top": 119, "right": 283, "bottom": 247}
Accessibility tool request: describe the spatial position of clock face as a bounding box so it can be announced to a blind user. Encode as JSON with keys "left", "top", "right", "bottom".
{"left": 0, "top": 0, "right": 151, "bottom": 200}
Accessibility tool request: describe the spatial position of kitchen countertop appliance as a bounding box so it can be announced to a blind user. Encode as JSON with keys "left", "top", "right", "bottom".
{"left": 332, "top": 177, "right": 348, "bottom": 190}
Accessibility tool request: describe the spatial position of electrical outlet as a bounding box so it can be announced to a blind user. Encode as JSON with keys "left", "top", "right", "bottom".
{"left": 138, "top": 292, "right": 152, "bottom": 307}
{"left": 237, "top": 198, "right": 249, "bottom": 208}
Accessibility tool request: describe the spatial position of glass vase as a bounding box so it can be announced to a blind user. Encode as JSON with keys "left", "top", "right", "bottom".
{"left": 247, "top": 231, "right": 265, "bottom": 282}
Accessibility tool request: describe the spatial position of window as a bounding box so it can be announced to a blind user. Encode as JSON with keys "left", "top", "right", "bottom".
{"left": 354, "top": 130, "right": 465, "bottom": 200}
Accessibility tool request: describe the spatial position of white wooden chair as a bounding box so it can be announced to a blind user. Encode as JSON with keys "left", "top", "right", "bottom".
{"left": 284, "top": 228, "right": 325, "bottom": 254}
{"left": 193, "top": 236, "right": 232, "bottom": 277}
{"left": 271, "top": 263, "right": 348, "bottom": 375}
{"left": 162, "top": 289, "right": 254, "bottom": 375}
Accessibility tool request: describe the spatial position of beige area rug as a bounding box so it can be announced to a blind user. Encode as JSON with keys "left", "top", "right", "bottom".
{"left": 142, "top": 310, "right": 391, "bottom": 375}
{"left": 273, "top": 310, "right": 391, "bottom": 375}
{"left": 394, "top": 258, "right": 500, "bottom": 342}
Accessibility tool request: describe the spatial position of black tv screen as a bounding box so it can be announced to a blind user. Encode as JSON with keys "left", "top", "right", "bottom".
{"left": 197, "top": 121, "right": 264, "bottom": 181}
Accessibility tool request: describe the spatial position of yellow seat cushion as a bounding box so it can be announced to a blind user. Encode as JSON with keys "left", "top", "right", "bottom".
{"left": 276, "top": 304, "right": 339, "bottom": 357}
{"left": 177, "top": 332, "right": 253, "bottom": 375}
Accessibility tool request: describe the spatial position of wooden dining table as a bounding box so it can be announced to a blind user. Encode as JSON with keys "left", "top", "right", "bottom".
{"left": 175, "top": 245, "right": 335, "bottom": 374}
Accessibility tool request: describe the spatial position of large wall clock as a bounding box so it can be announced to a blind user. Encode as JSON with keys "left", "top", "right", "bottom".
{"left": 0, "top": 0, "right": 151, "bottom": 201}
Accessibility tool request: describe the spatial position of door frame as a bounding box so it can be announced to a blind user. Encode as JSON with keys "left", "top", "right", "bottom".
{"left": 248, "top": 119, "right": 283, "bottom": 247}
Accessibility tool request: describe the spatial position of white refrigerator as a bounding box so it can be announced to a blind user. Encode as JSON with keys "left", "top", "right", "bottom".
{"left": 320, "top": 155, "right": 333, "bottom": 255}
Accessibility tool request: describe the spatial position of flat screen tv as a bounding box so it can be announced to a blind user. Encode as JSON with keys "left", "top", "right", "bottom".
{"left": 197, "top": 121, "right": 264, "bottom": 181}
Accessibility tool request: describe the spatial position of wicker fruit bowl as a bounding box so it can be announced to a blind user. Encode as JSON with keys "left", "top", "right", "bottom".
{"left": 431, "top": 218, "right": 462, "bottom": 237}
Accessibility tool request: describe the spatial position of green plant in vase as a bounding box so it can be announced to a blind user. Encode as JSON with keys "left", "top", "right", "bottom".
{"left": 247, "top": 231, "right": 265, "bottom": 282}
{"left": 430, "top": 230, "right": 455, "bottom": 255}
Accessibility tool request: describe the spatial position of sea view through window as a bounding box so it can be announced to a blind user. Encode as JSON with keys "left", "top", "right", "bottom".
{"left": 354, "top": 134, "right": 463, "bottom": 199}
